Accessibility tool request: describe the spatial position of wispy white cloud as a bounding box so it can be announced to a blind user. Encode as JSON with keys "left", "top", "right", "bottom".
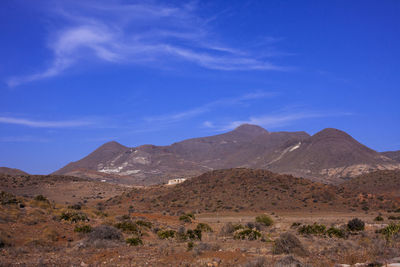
{"left": 7, "top": 1, "right": 288, "bottom": 86}
{"left": 0, "top": 116, "right": 95, "bottom": 128}
{"left": 204, "top": 111, "right": 353, "bottom": 131}
{"left": 145, "top": 91, "right": 277, "bottom": 124}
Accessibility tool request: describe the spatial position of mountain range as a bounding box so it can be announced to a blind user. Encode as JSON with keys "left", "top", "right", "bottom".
{"left": 53, "top": 124, "right": 400, "bottom": 185}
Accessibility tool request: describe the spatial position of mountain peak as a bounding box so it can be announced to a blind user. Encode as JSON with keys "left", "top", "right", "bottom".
{"left": 97, "top": 141, "right": 127, "bottom": 151}
{"left": 312, "top": 128, "right": 353, "bottom": 140}
{"left": 233, "top": 124, "right": 269, "bottom": 136}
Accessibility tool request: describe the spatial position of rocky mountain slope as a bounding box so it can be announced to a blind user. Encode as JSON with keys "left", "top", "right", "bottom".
{"left": 381, "top": 150, "right": 400, "bottom": 163}
{"left": 54, "top": 124, "right": 400, "bottom": 185}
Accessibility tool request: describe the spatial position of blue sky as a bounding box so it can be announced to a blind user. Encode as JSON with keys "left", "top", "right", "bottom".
{"left": 1, "top": 0, "right": 399, "bottom": 174}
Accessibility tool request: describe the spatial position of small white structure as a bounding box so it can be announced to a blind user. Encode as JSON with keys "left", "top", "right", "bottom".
{"left": 167, "top": 178, "right": 186, "bottom": 185}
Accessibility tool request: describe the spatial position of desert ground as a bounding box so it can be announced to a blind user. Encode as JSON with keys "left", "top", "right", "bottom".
{"left": 1, "top": 170, "right": 400, "bottom": 266}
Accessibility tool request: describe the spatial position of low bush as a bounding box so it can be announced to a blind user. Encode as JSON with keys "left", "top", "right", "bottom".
{"left": 135, "top": 220, "right": 152, "bottom": 228}
{"left": 234, "top": 228, "right": 261, "bottom": 240}
{"left": 115, "top": 221, "right": 139, "bottom": 234}
{"left": 74, "top": 225, "right": 92, "bottom": 233}
{"left": 186, "top": 229, "right": 202, "bottom": 240}
{"left": 347, "top": 218, "right": 365, "bottom": 231}
{"left": 157, "top": 229, "right": 176, "bottom": 239}
{"left": 291, "top": 222, "right": 302, "bottom": 228}
{"left": 255, "top": 214, "right": 273, "bottom": 226}
{"left": 374, "top": 216, "right": 384, "bottom": 222}
{"left": 60, "top": 211, "right": 89, "bottom": 223}
{"left": 34, "top": 195, "right": 48, "bottom": 202}
{"left": 196, "top": 223, "right": 212, "bottom": 232}
{"left": 126, "top": 237, "right": 143, "bottom": 246}
{"left": 0, "top": 191, "right": 19, "bottom": 205}
{"left": 298, "top": 223, "right": 326, "bottom": 235}
{"left": 326, "top": 227, "right": 346, "bottom": 238}
{"left": 88, "top": 225, "right": 122, "bottom": 241}
{"left": 192, "top": 242, "right": 220, "bottom": 256}
{"left": 273, "top": 232, "right": 308, "bottom": 256}
{"left": 187, "top": 241, "right": 194, "bottom": 251}
{"left": 68, "top": 204, "right": 82, "bottom": 210}
{"left": 388, "top": 216, "right": 400, "bottom": 220}
{"left": 179, "top": 213, "right": 195, "bottom": 223}
{"left": 378, "top": 223, "right": 400, "bottom": 240}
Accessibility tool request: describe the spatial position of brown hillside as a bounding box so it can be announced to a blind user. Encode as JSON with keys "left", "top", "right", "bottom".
{"left": 0, "top": 167, "right": 28, "bottom": 176}
{"left": 107, "top": 168, "right": 398, "bottom": 213}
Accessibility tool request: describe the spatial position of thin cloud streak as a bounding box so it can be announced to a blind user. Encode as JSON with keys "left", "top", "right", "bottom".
{"left": 145, "top": 92, "right": 277, "bottom": 124}
{"left": 0, "top": 116, "right": 95, "bottom": 128}
{"left": 205, "top": 111, "right": 353, "bottom": 131}
{"left": 7, "top": 1, "right": 289, "bottom": 86}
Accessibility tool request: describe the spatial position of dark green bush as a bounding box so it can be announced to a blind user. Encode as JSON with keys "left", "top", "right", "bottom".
{"left": 347, "top": 218, "right": 365, "bottom": 231}
{"left": 34, "top": 195, "right": 48, "bottom": 202}
{"left": 196, "top": 223, "right": 212, "bottom": 232}
{"left": 115, "top": 221, "right": 139, "bottom": 234}
{"left": 179, "top": 213, "right": 195, "bottom": 223}
{"left": 0, "top": 191, "right": 19, "bottom": 205}
{"left": 126, "top": 237, "right": 143, "bottom": 246}
{"left": 74, "top": 225, "right": 92, "bottom": 233}
{"left": 326, "top": 227, "right": 345, "bottom": 238}
{"left": 374, "top": 216, "right": 384, "bottom": 222}
{"left": 135, "top": 220, "right": 152, "bottom": 228}
{"left": 187, "top": 241, "right": 194, "bottom": 251}
{"left": 378, "top": 223, "right": 400, "bottom": 240}
{"left": 234, "top": 228, "right": 262, "bottom": 240}
{"left": 157, "top": 229, "right": 176, "bottom": 239}
{"left": 60, "top": 211, "right": 89, "bottom": 223}
{"left": 186, "top": 229, "right": 202, "bottom": 240}
{"left": 255, "top": 214, "right": 273, "bottom": 226}
{"left": 298, "top": 223, "right": 326, "bottom": 235}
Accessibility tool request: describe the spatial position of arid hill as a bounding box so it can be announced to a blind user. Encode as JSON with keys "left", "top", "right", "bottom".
{"left": 54, "top": 124, "right": 400, "bottom": 185}
{"left": 107, "top": 168, "right": 398, "bottom": 214}
{"left": 0, "top": 173, "right": 128, "bottom": 204}
{"left": 0, "top": 167, "right": 28, "bottom": 176}
{"left": 340, "top": 169, "right": 400, "bottom": 197}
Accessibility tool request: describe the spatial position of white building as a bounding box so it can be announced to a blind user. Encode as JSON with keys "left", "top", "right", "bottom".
{"left": 167, "top": 178, "right": 187, "bottom": 185}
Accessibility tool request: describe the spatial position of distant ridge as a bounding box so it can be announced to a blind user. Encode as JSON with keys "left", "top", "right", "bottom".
{"left": 54, "top": 124, "right": 400, "bottom": 185}
{"left": 0, "top": 167, "right": 29, "bottom": 176}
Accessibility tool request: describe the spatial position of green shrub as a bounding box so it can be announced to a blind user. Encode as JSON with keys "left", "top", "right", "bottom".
{"left": 187, "top": 241, "right": 194, "bottom": 251}
{"left": 255, "top": 215, "right": 273, "bottom": 226}
{"left": 126, "top": 237, "right": 143, "bottom": 246}
{"left": 136, "top": 220, "right": 152, "bottom": 228}
{"left": 326, "top": 227, "right": 345, "bottom": 238}
{"left": 374, "top": 216, "right": 384, "bottom": 222}
{"left": 34, "top": 195, "right": 48, "bottom": 202}
{"left": 388, "top": 216, "right": 400, "bottom": 220}
{"left": 378, "top": 223, "right": 400, "bottom": 240}
{"left": 115, "top": 221, "right": 139, "bottom": 234}
{"left": 196, "top": 223, "right": 212, "bottom": 232}
{"left": 157, "top": 229, "right": 176, "bottom": 239}
{"left": 0, "top": 191, "right": 19, "bottom": 205}
{"left": 234, "top": 228, "right": 262, "bottom": 240}
{"left": 291, "top": 222, "right": 301, "bottom": 228}
{"left": 298, "top": 223, "right": 326, "bottom": 235}
{"left": 186, "top": 229, "right": 202, "bottom": 240}
{"left": 179, "top": 213, "right": 195, "bottom": 223}
{"left": 74, "top": 224, "right": 92, "bottom": 233}
{"left": 60, "top": 211, "right": 89, "bottom": 223}
{"left": 347, "top": 218, "right": 365, "bottom": 231}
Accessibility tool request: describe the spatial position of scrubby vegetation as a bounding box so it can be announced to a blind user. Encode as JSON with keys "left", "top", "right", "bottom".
{"left": 126, "top": 237, "right": 143, "bottom": 246}
{"left": 157, "top": 229, "right": 176, "bottom": 239}
{"left": 255, "top": 214, "right": 273, "bottom": 226}
{"left": 298, "top": 223, "right": 326, "bottom": 235}
{"left": 374, "top": 215, "right": 384, "bottom": 221}
{"left": 347, "top": 218, "right": 365, "bottom": 231}
{"left": 74, "top": 224, "right": 92, "bottom": 233}
{"left": 179, "top": 213, "right": 195, "bottom": 223}
{"left": 60, "top": 211, "right": 89, "bottom": 223}
{"left": 88, "top": 225, "right": 122, "bottom": 241}
{"left": 233, "top": 228, "right": 262, "bottom": 240}
{"left": 273, "top": 233, "right": 308, "bottom": 256}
